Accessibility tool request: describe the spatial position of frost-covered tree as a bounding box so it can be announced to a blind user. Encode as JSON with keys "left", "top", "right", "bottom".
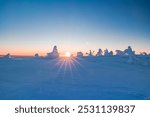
{"left": 3, "top": 53, "right": 11, "bottom": 59}
{"left": 96, "top": 49, "right": 103, "bottom": 56}
{"left": 115, "top": 50, "right": 125, "bottom": 56}
{"left": 140, "top": 52, "right": 147, "bottom": 56}
{"left": 104, "top": 49, "right": 109, "bottom": 56}
{"left": 34, "top": 53, "right": 39, "bottom": 58}
{"left": 104, "top": 49, "right": 113, "bottom": 56}
{"left": 124, "top": 46, "right": 136, "bottom": 63}
{"left": 109, "top": 51, "right": 113, "bottom": 56}
{"left": 77, "top": 52, "right": 83, "bottom": 57}
{"left": 46, "top": 45, "right": 59, "bottom": 59}
{"left": 88, "top": 50, "right": 94, "bottom": 56}
{"left": 52, "top": 46, "right": 58, "bottom": 54}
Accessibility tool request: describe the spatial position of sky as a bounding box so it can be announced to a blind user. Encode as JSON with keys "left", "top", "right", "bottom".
{"left": 0, "top": 0, "right": 150, "bottom": 56}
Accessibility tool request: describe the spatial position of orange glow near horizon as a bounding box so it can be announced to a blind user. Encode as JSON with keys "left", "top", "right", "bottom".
{"left": 0, "top": 49, "right": 150, "bottom": 56}
{"left": 0, "top": 49, "right": 77, "bottom": 57}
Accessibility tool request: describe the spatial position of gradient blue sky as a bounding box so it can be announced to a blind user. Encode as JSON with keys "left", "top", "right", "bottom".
{"left": 0, "top": 0, "right": 150, "bottom": 55}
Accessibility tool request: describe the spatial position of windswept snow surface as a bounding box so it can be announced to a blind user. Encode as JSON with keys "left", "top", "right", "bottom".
{"left": 0, "top": 56, "right": 150, "bottom": 100}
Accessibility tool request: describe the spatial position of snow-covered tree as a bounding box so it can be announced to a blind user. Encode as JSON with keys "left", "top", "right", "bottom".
{"left": 77, "top": 52, "right": 83, "bottom": 57}
{"left": 115, "top": 50, "right": 125, "bottom": 56}
{"left": 46, "top": 45, "right": 59, "bottom": 59}
{"left": 88, "top": 50, "right": 94, "bottom": 56}
{"left": 109, "top": 51, "right": 113, "bottom": 56}
{"left": 140, "top": 52, "right": 147, "bottom": 56}
{"left": 34, "top": 53, "right": 39, "bottom": 58}
{"left": 52, "top": 46, "right": 58, "bottom": 54}
{"left": 3, "top": 53, "right": 11, "bottom": 59}
{"left": 104, "top": 49, "right": 109, "bottom": 56}
{"left": 96, "top": 49, "right": 103, "bottom": 56}
{"left": 104, "top": 49, "right": 113, "bottom": 56}
{"left": 124, "top": 46, "right": 136, "bottom": 63}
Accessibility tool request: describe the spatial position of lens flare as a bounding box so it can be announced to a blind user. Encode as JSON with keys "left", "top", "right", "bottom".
{"left": 65, "top": 51, "right": 71, "bottom": 57}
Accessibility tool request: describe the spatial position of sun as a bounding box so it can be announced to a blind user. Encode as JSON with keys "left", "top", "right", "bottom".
{"left": 65, "top": 51, "right": 71, "bottom": 57}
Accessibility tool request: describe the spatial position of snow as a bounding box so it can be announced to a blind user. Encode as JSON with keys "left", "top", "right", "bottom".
{"left": 0, "top": 56, "right": 150, "bottom": 100}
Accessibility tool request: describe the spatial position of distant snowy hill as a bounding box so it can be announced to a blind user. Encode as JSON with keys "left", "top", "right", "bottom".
{"left": 0, "top": 56, "right": 150, "bottom": 100}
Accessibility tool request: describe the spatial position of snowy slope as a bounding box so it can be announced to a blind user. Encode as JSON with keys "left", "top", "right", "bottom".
{"left": 0, "top": 56, "right": 150, "bottom": 100}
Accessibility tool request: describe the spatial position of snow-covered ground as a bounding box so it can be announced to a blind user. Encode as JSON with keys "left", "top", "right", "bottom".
{"left": 0, "top": 56, "right": 150, "bottom": 100}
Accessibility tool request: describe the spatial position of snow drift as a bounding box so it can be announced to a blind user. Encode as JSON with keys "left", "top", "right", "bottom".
{"left": 0, "top": 56, "right": 150, "bottom": 100}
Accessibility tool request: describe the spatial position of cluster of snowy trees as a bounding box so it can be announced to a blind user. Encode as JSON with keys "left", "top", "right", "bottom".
{"left": 75, "top": 46, "right": 150, "bottom": 63}
{"left": 77, "top": 46, "right": 138, "bottom": 57}
{"left": 1, "top": 46, "right": 149, "bottom": 63}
